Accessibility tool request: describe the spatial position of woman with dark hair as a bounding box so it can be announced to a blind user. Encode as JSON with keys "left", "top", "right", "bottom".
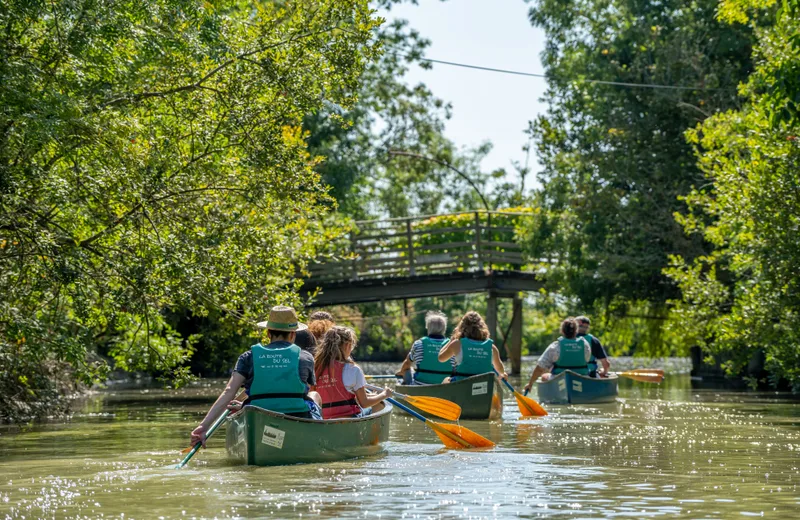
{"left": 522, "top": 317, "right": 591, "bottom": 394}
{"left": 436, "top": 311, "right": 507, "bottom": 382}
{"left": 309, "top": 311, "right": 334, "bottom": 322}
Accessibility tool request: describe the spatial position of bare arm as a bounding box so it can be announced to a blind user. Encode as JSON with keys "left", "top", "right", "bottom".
{"left": 190, "top": 372, "right": 245, "bottom": 446}
{"left": 523, "top": 366, "right": 548, "bottom": 394}
{"left": 599, "top": 357, "right": 611, "bottom": 375}
{"left": 354, "top": 386, "right": 393, "bottom": 408}
{"left": 438, "top": 338, "right": 460, "bottom": 362}
{"left": 397, "top": 354, "right": 413, "bottom": 375}
{"left": 491, "top": 345, "right": 507, "bottom": 379}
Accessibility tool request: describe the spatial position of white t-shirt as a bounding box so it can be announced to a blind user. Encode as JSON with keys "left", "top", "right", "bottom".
{"left": 342, "top": 363, "right": 367, "bottom": 393}
{"left": 536, "top": 339, "right": 591, "bottom": 371}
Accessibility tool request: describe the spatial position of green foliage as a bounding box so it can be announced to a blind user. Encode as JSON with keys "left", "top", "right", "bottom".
{"left": 413, "top": 207, "right": 534, "bottom": 246}
{"left": 0, "top": 0, "right": 378, "bottom": 418}
{"left": 522, "top": 0, "right": 757, "bottom": 309}
{"left": 305, "top": 13, "right": 515, "bottom": 219}
{"left": 667, "top": 0, "right": 800, "bottom": 390}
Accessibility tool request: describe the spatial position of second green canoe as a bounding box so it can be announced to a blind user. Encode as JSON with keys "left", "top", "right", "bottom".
{"left": 225, "top": 403, "right": 392, "bottom": 466}
{"left": 397, "top": 372, "right": 503, "bottom": 420}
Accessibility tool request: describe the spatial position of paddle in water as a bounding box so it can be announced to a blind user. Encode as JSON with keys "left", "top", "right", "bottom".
{"left": 387, "top": 397, "right": 494, "bottom": 449}
{"left": 176, "top": 408, "right": 230, "bottom": 469}
{"left": 493, "top": 370, "right": 547, "bottom": 417}
{"left": 366, "top": 384, "right": 461, "bottom": 421}
{"left": 177, "top": 389, "right": 249, "bottom": 466}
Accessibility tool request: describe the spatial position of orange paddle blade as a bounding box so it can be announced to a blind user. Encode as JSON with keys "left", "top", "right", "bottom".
{"left": 402, "top": 395, "right": 462, "bottom": 421}
{"left": 618, "top": 370, "right": 665, "bottom": 383}
{"left": 427, "top": 421, "right": 495, "bottom": 449}
{"left": 514, "top": 391, "right": 548, "bottom": 417}
{"left": 626, "top": 368, "right": 664, "bottom": 376}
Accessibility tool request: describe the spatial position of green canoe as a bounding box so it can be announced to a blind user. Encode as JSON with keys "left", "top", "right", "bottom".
{"left": 536, "top": 370, "right": 619, "bottom": 404}
{"left": 225, "top": 403, "right": 392, "bottom": 466}
{"left": 397, "top": 372, "right": 503, "bottom": 420}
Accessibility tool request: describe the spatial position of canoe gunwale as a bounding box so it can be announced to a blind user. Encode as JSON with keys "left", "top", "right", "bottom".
{"left": 536, "top": 370, "right": 620, "bottom": 384}
{"left": 229, "top": 401, "right": 394, "bottom": 424}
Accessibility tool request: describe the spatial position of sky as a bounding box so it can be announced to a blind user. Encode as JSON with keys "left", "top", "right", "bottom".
{"left": 379, "top": 0, "right": 549, "bottom": 186}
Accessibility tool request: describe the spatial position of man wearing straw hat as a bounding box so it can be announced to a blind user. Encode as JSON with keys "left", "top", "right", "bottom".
{"left": 190, "top": 306, "right": 322, "bottom": 448}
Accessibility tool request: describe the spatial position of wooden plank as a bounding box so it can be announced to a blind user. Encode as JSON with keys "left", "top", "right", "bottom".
{"left": 411, "top": 241, "right": 476, "bottom": 252}
{"left": 414, "top": 251, "right": 475, "bottom": 263}
{"left": 354, "top": 234, "right": 408, "bottom": 244}
{"left": 484, "top": 254, "right": 525, "bottom": 264}
{"left": 484, "top": 226, "right": 516, "bottom": 233}
{"left": 308, "top": 262, "right": 352, "bottom": 271}
{"left": 353, "top": 245, "right": 409, "bottom": 255}
{"left": 356, "top": 221, "right": 405, "bottom": 231}
{"left": 358, "top": 257, "right": 410, "bottom": 268}
{"left": 413, "top": 226, "right": 476, "bottom": 236}
{"left": 484, "top": 250, "right": 524, "bottom": 260}
{"left": 483, "top": 241, "right": 520, "bottom": 250}
{"left": 355, "top": 268, "right": 408, "bottom": 278}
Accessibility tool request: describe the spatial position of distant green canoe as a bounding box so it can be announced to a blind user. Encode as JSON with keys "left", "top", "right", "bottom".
{"left": 225, "top": 403, "right": 392, "bottom": 466}
{"left": 536, "top": 370, "right": 619, "bottom": 404}
{"left": 397, "top": 372, "right": 503, "bottom": 420}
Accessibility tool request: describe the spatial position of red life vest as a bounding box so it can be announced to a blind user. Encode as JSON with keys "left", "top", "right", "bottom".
{"left": 316, "top": 361, "right": 361, "bottom": 419}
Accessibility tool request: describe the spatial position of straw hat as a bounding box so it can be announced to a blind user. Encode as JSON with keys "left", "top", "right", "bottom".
{"left": 256, "top": 305, "right": 308, "bottom": 331}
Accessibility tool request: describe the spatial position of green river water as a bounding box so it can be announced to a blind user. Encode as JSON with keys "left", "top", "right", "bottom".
{"left": 1, "top": 358, "right": 798, "bottom": 519}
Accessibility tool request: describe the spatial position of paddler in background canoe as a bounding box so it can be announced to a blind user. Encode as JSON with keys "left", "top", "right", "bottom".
{"left": 294, "top": 310, "right": 336, "bottom": 355}
{"left": 308, "top": 311, "right": 336, "bottom": 347}
{"left": 522, "top": 317, "right": 591, "bottom": 394}
{"left": 437, "top": 311, "right": 508, "bottom": 383}
{"left": 395, "top": 311, "right": 455, "bottom": 385}
{"left": 189, "top": 306, "right": 323, "bottom": 448}
{"left": 576, "top": 315, "right": 611, "bottom": 378}
{"left": 314, "top": 325, "right": 393, "bottom": 418}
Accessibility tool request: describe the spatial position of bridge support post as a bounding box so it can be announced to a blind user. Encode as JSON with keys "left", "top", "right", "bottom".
{"left": 486, "top": 291, "right": 498, "bottom": 351}
{"left": 510, "top": 294, "right": 522, "bottom": 375}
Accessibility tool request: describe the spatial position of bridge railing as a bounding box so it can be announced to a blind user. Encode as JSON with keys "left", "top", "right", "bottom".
{"left": 307, "top": 210, "right": 536, "bottom": 283}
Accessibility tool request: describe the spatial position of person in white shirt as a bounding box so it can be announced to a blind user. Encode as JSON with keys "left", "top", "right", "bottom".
{"left": 523, "top": 317, "right": 591, "bottom": 394}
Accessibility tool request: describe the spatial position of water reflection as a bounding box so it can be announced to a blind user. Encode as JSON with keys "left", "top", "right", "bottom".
{"left": 1, "top": 359, "right": 799, "bottom": 518}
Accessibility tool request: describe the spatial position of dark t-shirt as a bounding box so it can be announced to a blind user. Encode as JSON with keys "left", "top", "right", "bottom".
{"left": 234, "top": 340, "right": 316, "bottom": 393}
{"left": 578, "top": 333, "right": 607, "bottom": 360}
{"left": 293, "top": 329, "right": 317, "bottom": 354}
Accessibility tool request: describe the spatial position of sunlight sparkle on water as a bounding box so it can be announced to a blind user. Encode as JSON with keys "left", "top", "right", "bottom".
{"left": 1, "top": 360, "right": 799, "bottom": 518}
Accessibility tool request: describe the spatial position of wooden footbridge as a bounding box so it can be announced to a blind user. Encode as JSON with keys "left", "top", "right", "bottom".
{"left": 302, "top": 210, "right": 543, "bottom": 374}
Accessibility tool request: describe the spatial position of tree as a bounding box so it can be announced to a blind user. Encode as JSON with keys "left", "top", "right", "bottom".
{"left": 666, "top": 0, "right": 800, "bottom": 389}
{"left": 519, "top": 0, "right": 758, "bottom": 352}
{"left": 0, "top": 0, "right": 378, "bottom": 418}
{"left": 304, "top": 13, "right": 500, "bottom": 219}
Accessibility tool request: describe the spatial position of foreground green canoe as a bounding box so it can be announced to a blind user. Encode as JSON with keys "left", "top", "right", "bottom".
{"left": 225, "top": 403, "right": 392, "bottom": 466}
{"left": 397, "top": 372, "right": 503, "bottom": 420}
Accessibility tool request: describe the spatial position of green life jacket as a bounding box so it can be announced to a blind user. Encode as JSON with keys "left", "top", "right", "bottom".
{"left": 553, "top": 337, "right": 589, "bottom": 376}
{"left": 454, "top": 338, "right": 493, "bottom": 377}
{"left": 578, "top": 333, "right": 599, "bottom": 374}
{"left": 414, "top": 336, "right": 453, "bottom": 384}
{"left": 248, "top": 343, "right": 309, "bottom": 414}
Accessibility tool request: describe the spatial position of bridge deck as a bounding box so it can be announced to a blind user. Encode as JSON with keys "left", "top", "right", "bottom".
{"left": 303, "top": 211, "right": 543, "bottom": 306}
